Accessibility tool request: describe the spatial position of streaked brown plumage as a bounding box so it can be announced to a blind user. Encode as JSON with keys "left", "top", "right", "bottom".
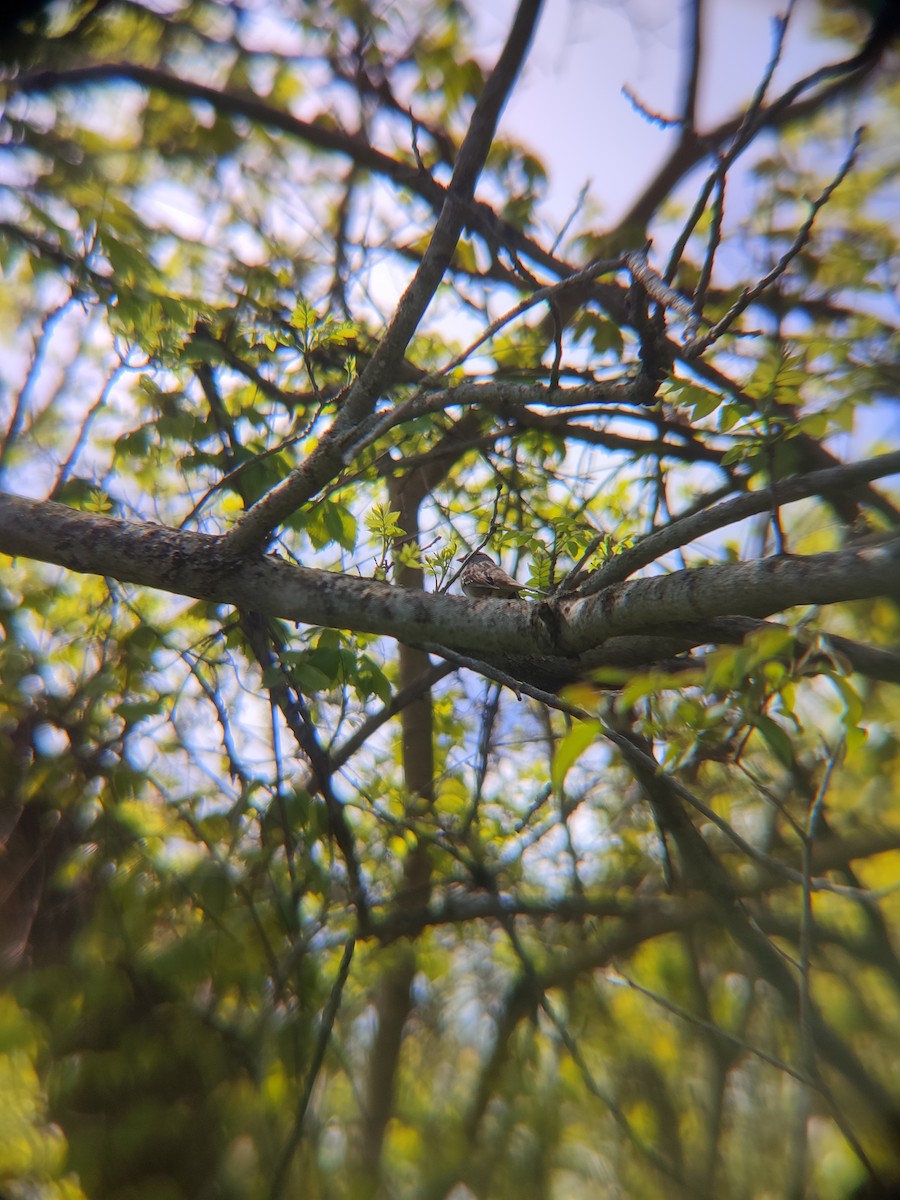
{"left": 458, "top": 552, "right": 523, "bottom": 599}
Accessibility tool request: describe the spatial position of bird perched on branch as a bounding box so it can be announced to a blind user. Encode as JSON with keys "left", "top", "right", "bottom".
{"left": 458, "top": 552, "right": 525, "bottom": 599}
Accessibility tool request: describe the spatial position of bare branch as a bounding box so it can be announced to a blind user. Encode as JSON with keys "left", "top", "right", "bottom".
{"left": 680, "top": 0, "right": 704, "bottom": 131}
{"left": 684, "top": 129, "right": 864, "bottom": 356}
{"left": 619, "top": 9, "right": 882, "bottom": 238}
{"left": 664, "top": 4, "right": 794, "bottom": 284}
{"left": 580, "top": 450, "right": 900, "bottom": 594}
{"left": 611, "top": 969, "right": 811, "bottom": 1086}
{"left": 2, "top": 491, "right": 898, "bottom": 663}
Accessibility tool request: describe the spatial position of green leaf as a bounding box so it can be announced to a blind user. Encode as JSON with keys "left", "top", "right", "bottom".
{"left": 293, "top": 661, "right": 334, "bottom": 695}
{"left": 718, "top": 403, "right": 745, "bottom": 432}
{"left": 829, "top": 674, "right": 866, "bottom": 741}
{"left": 749, "top": 713, "right": 795, "bottom": 768}
{"left": 303, "top": 501, "right": 358, "bottom": 551}
{"left": 364, "top": 504, "right": 405, "bottom": 541}
{"left": 355, "top": 655, "right": 392, "bottom": 704}
{"left": 551, "top": 720, "right": 601, "bottom": 794}
{"left": 691, "top": 391, "right": 723, "bottom": 421}
{"left": 323, "top": 502, "right": 358, "bottom": 551}
{"left": 115, "top": 699, "right": 162, "bottom": 724}
{"left": 291, "top": 300, "right": 317, "bottom": 334}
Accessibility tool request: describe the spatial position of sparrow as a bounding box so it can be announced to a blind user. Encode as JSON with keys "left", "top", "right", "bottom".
{"left": 458, "top": 552, "right": 523, "bottom": 599}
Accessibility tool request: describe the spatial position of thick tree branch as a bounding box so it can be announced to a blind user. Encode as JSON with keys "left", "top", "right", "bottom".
{"left": 581, "top": 450, "right": 900, "bottom": 594}
{"left": 2, "top": 493, "right": 898, "bottom": 664}
{"left": 559, "top": 542, "right": 900, "bottom": 654}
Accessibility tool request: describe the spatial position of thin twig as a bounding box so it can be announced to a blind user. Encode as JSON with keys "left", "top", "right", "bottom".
{"left": 799, "top": 741, "right": 843, "bottom": 1076}
{"left": 551, "top": 180, "right": 590, "bottom": 256}
{"left": 611, "top": 968, "right": 811, "bottom": 1086}
{"left": 691, "top": 169, "right": 726, "bottom": 323}
{"left": 50, "top": 363, "right": 126, "bottom": 500}
{"left": 0, "top": 294, "right": 79, "bottom": 481}
{"left": 685, "top": 128, "right": 863, "bottom": 356}
{"left": 680, "top": 0, "right": 704, "bottom": 131}
{"left": 549, "top": 529, "right": 608, "bottom": 597}
{"left": 443, "top": 483, "right": 507, "bottom": 593}
{"left": 269, "top": 934, "right": 356, "bottom": 1200}
{"left": 664, "top": 2, "right": 795, "bottom": 283}
{"left": 621, "top": 86, "right": 682, "bottom": 129}
{"left": 624, "top": 248, "right": 698, "bottom": 324}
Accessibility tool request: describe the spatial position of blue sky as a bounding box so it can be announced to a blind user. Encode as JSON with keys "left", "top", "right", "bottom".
{"left": 486, "top": 0, "right": 843, "bottom": 225}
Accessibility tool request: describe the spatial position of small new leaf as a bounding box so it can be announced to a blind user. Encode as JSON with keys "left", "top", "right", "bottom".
{"left": 364, "top": 504, "right": 405, "bottom": 541}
